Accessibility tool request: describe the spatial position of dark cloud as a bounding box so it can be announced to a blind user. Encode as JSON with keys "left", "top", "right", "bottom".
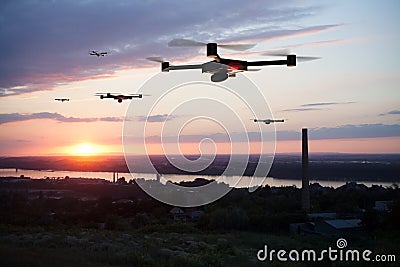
{"left": 379, "top": 110, "right": 400, "bottom": 116}
{"left": 129, "top": 124, "right": 400, "bottom": 143}
{"left": 136, "top": 114, "right": 177, "bottom": 123}
{"left": 0, "top": 112, "right": 123, "bottom": 124}
{"left": 301, "top": 101, "right": 355, "bottom": 107}
{"left": 99, "top": 117, "right": 125, "bottom": 122}
{"left": 0, "top": 1, "right": 339, "bottom": 96}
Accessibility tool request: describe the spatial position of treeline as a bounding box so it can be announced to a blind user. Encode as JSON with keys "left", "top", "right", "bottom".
{"left": 0, "top": 180, "right": 399, "bottom": 233}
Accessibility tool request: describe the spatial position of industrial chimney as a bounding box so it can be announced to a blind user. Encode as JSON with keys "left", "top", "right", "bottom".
{"left": 301, "top": 128, "right": 310, "bottom": 212}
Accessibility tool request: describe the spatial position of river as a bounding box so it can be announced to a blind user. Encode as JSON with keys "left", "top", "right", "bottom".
{"left": 1, "top": 168, "right": 397, "bottom": 189}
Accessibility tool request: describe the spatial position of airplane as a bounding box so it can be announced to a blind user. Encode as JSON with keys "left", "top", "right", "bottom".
{"left": 253, "top": 119, "right": 285, "bottom": 124}
{"left": 95, "top": 93, "right": 143, "bottom": 103}
{"left": 147, "top": 39, "right": 319, "bottom": 82}
{"left": 55, "top": 98, "right": 69, "bottom": 102}
{"left": 89, "top": 50, "right": 109, "bottom": 57}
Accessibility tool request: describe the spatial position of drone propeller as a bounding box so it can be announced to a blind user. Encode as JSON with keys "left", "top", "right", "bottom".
{"left": 262, "top": 49, "right": 320, "bottom": 62}
{"left": 168, "top": 39, "right": 256, "bottom": 51}
{"left": 146, "top": 57, "right": 166, "bottom": 63}
{"left": 95, "top": 92, "right": 120, "bottom": 95}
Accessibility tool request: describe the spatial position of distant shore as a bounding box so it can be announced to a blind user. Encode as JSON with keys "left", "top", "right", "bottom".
{"left": 0, "top": 154, "right": 398, "bottom": 182}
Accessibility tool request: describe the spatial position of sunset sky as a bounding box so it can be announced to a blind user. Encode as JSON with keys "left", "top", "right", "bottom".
{"left": 0, "top": 0, "right": 399, "bottom": 156}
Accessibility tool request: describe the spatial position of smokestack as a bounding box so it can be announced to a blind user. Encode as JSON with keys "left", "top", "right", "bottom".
{"left": 301, "top": 128, "right": 310, "bottom": 212}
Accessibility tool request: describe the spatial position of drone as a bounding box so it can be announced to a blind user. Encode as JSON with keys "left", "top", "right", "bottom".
{"left": 89, "top": 50, "right": 109, "bottom": 57}
{"left": 55, "top": 98, "right": 69, "bottom": 102}
{"left": 95, "top": 93, "right": 143, "bottom": 103}
{"left": 147, "top": 39, "right": 319, "bottom": 82}
{"left": 253, "top": 119, "right": 285, "bottom": 124}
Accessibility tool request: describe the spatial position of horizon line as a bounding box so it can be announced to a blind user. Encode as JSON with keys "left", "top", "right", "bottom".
{"left": 1, "top": 152, "right": 400, "bottom": 158}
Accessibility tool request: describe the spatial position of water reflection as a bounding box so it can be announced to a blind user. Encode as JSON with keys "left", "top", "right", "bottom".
{"left": 0, "top": 168, "right": 396, "bottom": 189}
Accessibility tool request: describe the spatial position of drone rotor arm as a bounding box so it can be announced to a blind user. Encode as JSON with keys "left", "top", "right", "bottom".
{"left": 246, "top": 60, "right": 287, "bottom": 67}
{"left": 168, "top": 64, "right": 203, "bottom": 70}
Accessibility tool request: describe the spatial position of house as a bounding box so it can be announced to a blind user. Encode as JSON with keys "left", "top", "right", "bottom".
{"left": 337, "top": 182, "right": 368, "bottom": 192}
{"left": 307, "top": 212, "right": 337, "bottom": 220}
{"left": 289, "top": 222, "right": 316, "bottom": 235}
{"left": 314, "top": 219, "right": 362, "bottom": 237}
{"left": 374, "top": 201, "right": 393, "bottom": 212}
{"left": 169, "top": 207, "right": 204, "bottom": 222}
{"left": 169, "top": 207, "right": 187, "bottom": 221}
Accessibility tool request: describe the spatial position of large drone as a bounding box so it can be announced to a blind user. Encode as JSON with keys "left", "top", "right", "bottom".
{"left": 96, "top": 93, "right": 143, "bottom": 103}
{"left": 89, "top": 50, "right": 109, "bottom": 57}
{"left": 147, "top": 39, "right": 319, "bottom": 82}
{"left": 54, "top": 98, "right": 69, "bottom": 102}
{"left": 253, "top": 119, "right": 285, "bottom": 124}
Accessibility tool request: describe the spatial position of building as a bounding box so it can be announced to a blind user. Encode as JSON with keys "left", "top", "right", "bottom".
{"left": 169, "top": 207, "right": 204, "bottom": 222}
{"left": 314, "top": 219, "right": 362, "bottom": 237}
{"left": 374, "top": 200, "right": 393, "bottom": 212}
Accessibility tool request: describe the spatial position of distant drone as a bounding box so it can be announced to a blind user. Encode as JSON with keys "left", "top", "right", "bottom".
{"left": 55, "top": 98, "right": 69, "bottom": 102}
{"left": 253, "top": 119, "right": 285, "bottom": 124}
{"left": 96, "top": 93, "right": 143, "bottom": 103}
{"left": 147, "top": 39, "right": 319, "bottom": 82}
{"left": 89, "top": 50, "right": 109, "bottom": 57}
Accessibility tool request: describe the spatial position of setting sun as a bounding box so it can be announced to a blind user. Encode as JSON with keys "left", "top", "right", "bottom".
{"left": 69, "top": 143, "right": 100, "bottom": 156}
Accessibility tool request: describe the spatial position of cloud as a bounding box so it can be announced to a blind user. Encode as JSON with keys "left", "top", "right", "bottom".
{"left": 379, "top": 110, "right": 400, "bottom": 116}
{"left": 301, "top": 101, "right": 355, "bottom": 107}
{"left": 281, "top": 108, "right": 326, "bottom": 112}
{"left": 99, "top": 117, "right": 125, "bottom": 122}
{"left": 0, "top": 112, "right": 124, "bottom": 124}
{"left": 0, "top": 1, "right": 340, "bottom": 96}
{"left": 281, "top": 101, "right": 355, "bottom": 112}
{"left": 136, "top": 114, "right": 177, "bottom": 123}
{"left": 126, "top": 124, "right": 400, "bottom": 143}
{"left": 280, "top": 39, "right": 348, "bottom": 50}
{"left": 143, "top": 131, "right": 265, "bottom": 144}
{"left": 277, "top": 124, "right": 400, "bottom": 140}
{"left": 235, "top": 24, "right": 342, "bottom": 43}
